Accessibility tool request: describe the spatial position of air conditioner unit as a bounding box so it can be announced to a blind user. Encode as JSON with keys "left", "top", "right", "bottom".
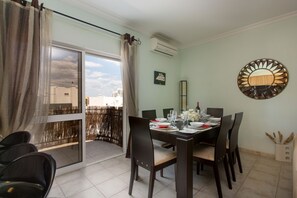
{"left": 151, "top": 37, "right": 178, "bottom": 57}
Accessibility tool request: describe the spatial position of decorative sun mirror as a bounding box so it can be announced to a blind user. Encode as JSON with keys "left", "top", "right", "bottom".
{"left": 237, "top": 58, "right": 288, "bottom": 100}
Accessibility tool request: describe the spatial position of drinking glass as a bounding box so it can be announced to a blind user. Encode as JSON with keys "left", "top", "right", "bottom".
{"left": 169, "top": 110, "right": 173, "bottom": 117}
{"left": 183, "top": 111, "right": 189, "bottom": 128}
{"left": 171, "top": 110, "right": 177, "bottom": 127}
{"left": 167, "top": 113, "right": 171, "bottom": 122}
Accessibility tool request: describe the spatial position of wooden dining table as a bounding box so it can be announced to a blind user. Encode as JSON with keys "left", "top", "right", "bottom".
{"left": 151, "top": 125, "right": 220, "bottom": 198}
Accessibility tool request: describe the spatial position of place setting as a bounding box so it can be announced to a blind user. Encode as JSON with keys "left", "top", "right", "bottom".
{"left": 149, "top": 111, "right": 179, "bottom": 132}
{"left": 150, "top": 122, "right": 179, "bottom": 132}
{"left": 149, "top": 109, "right": 221, "bottom": 134}
{"left": 177, "top": 109, "right": 221, "bottom": 134}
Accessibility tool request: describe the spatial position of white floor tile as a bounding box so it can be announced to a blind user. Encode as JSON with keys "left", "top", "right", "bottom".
{"left": 51, "top": 150, "right": 292, "bottom": 198}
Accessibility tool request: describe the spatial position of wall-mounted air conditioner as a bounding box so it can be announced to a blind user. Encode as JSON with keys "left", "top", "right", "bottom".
{"left": 151, "top": 37, "right": 178, "bottom": 57}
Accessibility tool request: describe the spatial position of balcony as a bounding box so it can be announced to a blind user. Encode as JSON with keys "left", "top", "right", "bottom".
{"left": 38, "top": 106, "right": 123, "bottom": 168}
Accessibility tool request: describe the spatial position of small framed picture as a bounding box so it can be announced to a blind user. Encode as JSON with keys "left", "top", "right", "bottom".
{"left": 154, "top": 71, "right": 166, "bottom": 85}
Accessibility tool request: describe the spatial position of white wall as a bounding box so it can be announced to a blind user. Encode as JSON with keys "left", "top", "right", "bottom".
{"left": 41, "top": 0, "right": 181, "bottom": 117}
{"left": 180, "top": 15, "right": 297, "bottom": 154}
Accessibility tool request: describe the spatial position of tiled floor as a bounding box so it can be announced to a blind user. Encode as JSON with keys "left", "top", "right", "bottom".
{"left": 43, "top": 140, "right": 123, "bottom": 167}
{"left": 48, "top": 151, "right": 292, "bottom": 198}
{"left": 85, "top": 141, "right": 123, "bottom": 164}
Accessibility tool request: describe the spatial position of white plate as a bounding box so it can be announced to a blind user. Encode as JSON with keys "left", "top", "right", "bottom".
{"left": 205, "top": 122, "right": 219, "bottom": 126}
{"left": 190, "top": 122, "right": 204, "bottom": 128}
{"left": 179, "top": 128, "right": 198, "bottom": 134}
{"left": 188, "top": 125, "right": 197, "bottom": 129}
{"left": 156, "top": 122, "right": 171, "bottom": 128}
{"left": 209, "top": 122, "right": 219, "bottom": 126}
{"left": 151, "top": 126, "right": 178, "bottom": 132}
{"left": 155, "top": 118, "right": 167, "bottom": 122}
{"left": 209, "top": 117, "right": 221, "bottom": 122}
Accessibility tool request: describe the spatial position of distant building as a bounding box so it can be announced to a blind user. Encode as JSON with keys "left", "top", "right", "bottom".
{"left": 87, "top": 95, "right": 122, "bottom": 107}
{"left": 87, "top": 88, "right": 122, "bottom": 107}
{"left": 50, "top": 86, "right": 78, "bottom": 107}
{"left": 50, "top": 86, "right": 123, "bottom": 107}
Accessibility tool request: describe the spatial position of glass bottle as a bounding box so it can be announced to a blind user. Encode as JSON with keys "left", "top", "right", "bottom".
{"left": 196, "top": 102, "right": 200, "bottom": 113}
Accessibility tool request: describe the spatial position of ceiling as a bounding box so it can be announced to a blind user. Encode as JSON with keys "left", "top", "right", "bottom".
{"left": 60, "top": 0, "right": 297, "bottom": 48}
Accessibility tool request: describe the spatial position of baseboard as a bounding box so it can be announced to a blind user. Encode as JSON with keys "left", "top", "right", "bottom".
{"left": 239, "top": 147, "right": 274, "bottom": 159}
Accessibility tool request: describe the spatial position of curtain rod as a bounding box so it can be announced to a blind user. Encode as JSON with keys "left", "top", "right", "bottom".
{"left": 41, "top": 4, "right": 141, "bottom": 44}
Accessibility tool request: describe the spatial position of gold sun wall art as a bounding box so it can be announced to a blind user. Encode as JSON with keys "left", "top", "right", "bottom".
{"left": 237, "top": 58, "right": 289, "bottom": 100}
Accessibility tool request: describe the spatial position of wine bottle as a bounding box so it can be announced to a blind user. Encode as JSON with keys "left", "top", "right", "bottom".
{"left": 196, "top": 102, "right": 200, "bottom": 113}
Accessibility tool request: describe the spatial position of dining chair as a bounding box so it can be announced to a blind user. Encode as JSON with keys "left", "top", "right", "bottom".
{"left": 142, "top": 109, "right": 175, "bottom": 151}
{"left": 199, "top": 108, "right": 224, "bottom": 147}
{"left": 126, "top": 109, "right": 172, "bottom": 158}
{"left": 0, "top": 152, "right": 56, "bottom": 198}
{"left": 0, "top": 143, "right": 37, "bottom": 172}
{"left": 163, "top": 108, "right": 173, "bottom": 118}
{"left": 0, "top": 131, "right": 31, "bottom": 149}
{"left": 207, "top": 108, "right": 224, "bottom": 117}
{"left": 128, "top": 109, "right": 158, "bottom": 157}
{"left": 142, "top": 110, "right": 157, "bottom": 120}
{"left": 193, "top": 115, "right": 233, "bottom": 198}
{"left": 128, "top": 116, "right": 176, "bottom": 198}
{"left": 227, "top": 112, "right": 244, "bottom": 182}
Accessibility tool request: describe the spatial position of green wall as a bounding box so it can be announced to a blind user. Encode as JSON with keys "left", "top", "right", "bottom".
{"left": 180, "top": 15, "right": 297, "bottom": 154}
{"left": 41, "top": 0, "right": 181, "bottom": 118}
{"left": 41, "top": 0, "right": 297, "bottom": 155}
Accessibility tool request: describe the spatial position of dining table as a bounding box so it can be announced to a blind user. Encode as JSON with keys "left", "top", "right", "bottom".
{"left": 150, "top": 124, "right": 220, "bottom": 198}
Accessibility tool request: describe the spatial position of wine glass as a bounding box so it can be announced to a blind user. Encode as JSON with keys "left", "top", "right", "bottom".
{"left": 167, "top": 113, "right": 171, "bottom": 122}
{"left": 183, "top": 111, "right": 189, "bottom": 128}
{"left": 171, "top": 110, "right": 177, "bottom": 127}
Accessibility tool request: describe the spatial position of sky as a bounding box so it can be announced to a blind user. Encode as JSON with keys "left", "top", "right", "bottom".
{"left": 51, "top": 47, "right": 79, "bottom": 88}
{"left": 51, "top": 47, "right": 122, "bottom": 97}
{"left": 85, "top": 54, "right": 122, "bottom": 97}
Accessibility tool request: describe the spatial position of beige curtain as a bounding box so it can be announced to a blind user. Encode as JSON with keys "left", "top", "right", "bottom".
{"left": 0, "top": 0, "right": 52, "bottom": 142}
{"left": 121, "top": 33, "right": 139, "bottom": 158}
{"left": 121, "top": 33, "right": 138, "bottom": 117}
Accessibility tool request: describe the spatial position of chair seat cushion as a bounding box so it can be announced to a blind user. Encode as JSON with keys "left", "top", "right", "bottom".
{"left": 154, "top": 146, "right": 176, "bottom": 166}
{"left": 0, "top": 181, "right": 44, "bottom": 198}
{"left": 193, "top": 144, "right": 215, "bottom": 161}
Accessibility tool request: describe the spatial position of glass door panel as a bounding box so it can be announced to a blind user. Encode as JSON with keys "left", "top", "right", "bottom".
{"left": 39, "top": 119, "right": 82, "bottom": 168}
{"left": 85, "top": 53, "right": 123, "bottom": 164}
{"left": 39, "top": 46, "right": 83, "bottom": 169}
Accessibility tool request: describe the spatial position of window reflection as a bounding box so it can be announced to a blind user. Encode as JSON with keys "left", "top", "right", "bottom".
{"left": 237, "top": 58, "right": 288, "bottom": 100}
{"left": 49, "top": 47, "right": 82, "bottom": 115}
{"left": 248, "top": 69, "right": 274, "bottom": 86}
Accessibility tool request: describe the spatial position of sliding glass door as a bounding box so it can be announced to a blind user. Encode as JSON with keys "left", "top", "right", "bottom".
{"left": 38, "top": 44, "right": 124, "bottom": 172}
{"left": 39, "top": 46, "right": 84, "bottom": 169}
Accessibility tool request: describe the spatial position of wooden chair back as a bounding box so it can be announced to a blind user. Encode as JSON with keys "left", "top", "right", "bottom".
{"left": 129, "top": 116, "right": 154, "bottom": 170}
{"left": 142, "top": 110, "right": 157, "bottom": 120}
{"left": 163, "top": 108, "right": 173, "bottom": 118}
{"left": 215, "top": 115, "right": 232, "bottom": 162}
{"left": 229, "top": 112, "right": 243, "bottom": 151}
{"left": 207, "top": 108, "right": 224, "bottom": 117}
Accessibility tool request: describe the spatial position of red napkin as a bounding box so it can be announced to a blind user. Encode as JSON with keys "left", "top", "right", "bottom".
{"left": 158, "top": 125, "right": 169, "bottom": 128}
{"left": 202, "top": 124, "right": 210, "bottom": 128}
